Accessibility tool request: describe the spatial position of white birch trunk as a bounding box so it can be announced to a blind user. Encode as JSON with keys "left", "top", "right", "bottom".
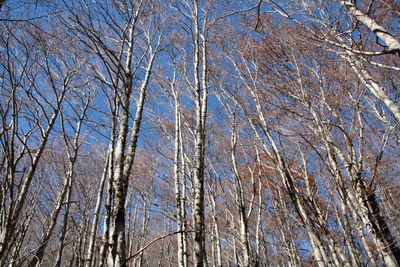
{"left": 86, "top": 93, "right": 118, "bottom": 267}
{"left": 338, "top": 0, "right": 400, "bottom": 55}
{"left": 107, "top": 17, "right": 161, "bottom": 265}
{"left": 172, "top": 83, "right": 186, "bottom": 267}
{"left": 345, "top": 54, "right": 400, "bottom": 123}
{"left": 192, "top": 0, "right": 208, "bottom": 265}
{"left": 179, "top": 120, "right": 188, "bottom": 267}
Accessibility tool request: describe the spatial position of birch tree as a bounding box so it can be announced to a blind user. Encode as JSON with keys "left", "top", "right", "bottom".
{"left": 65, "top": 1, "right": 166, "bottom": 265}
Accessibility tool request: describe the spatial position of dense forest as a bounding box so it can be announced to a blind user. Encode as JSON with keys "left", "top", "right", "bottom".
{"left": 1, "top": 0, "right": 400, "bottom": 266}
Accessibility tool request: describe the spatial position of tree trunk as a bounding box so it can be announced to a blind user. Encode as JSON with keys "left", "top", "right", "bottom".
{"left": 338, "top": 0, "right": 400, "bottom": 56}
{"left": 192, "top": 0, "right": 208, "bottom": 265}
{"left": 173, "top": 88, "right": 186, "bottom": 267}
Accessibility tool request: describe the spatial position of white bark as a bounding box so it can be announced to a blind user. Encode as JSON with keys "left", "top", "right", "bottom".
{"left": 338, "top": 0, "right": 400, "bottom": 55}
{"left": 191, "top": 0, "right": 208, "bottom": 265}
{"left": 99, "top": 144, "right": 115, "bottom": 266}
{"left": 107, "top": 9, "right": 162, "bottom": 265}
{"left": 86, "top": 87, "right": 118, "bottom": 267}
{"left": 306, "top": 76, "right": 400, "bottom": 266}
{"left": 172, "top": 78, "right": 186, "bottom": 267}
{"left": 54, "top": 175, "right": 73, "bottom": 267}
{"left": 225, "top": 53, "right": 337, "bottom": 266}
{"left": 254, "top": 149, "right": 268, "bottom": 266}
{"left": 345, "top": 54, "right": 400, "bottom": 123}
{"left": 179, "top": 116, "right": 189, "bottom": 267}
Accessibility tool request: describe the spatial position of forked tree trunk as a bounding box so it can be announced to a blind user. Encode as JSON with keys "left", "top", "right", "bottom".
{"left": 106, "top": 16, "right": 161, "bottom": 264}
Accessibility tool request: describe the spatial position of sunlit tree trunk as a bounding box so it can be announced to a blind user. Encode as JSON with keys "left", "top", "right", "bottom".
{"left": 191, "top": 1, "right": 208, "bottom": 265}
{"left": 345, "top": 54, "right": 400, "bottom": 124}
{"left": 273, "top": 189, "right": 300, "bottom": 267}
{"left": 99, "top": 149, "right": 115, "bottom": 266}
{"left": 171, "top": 75, "right": 187, "bottom": 267}
{"left": 338, "top": 0, "right": 400, "bottom": 56}
{"left": 254, "top": 149, "right": 269, "bottom": 266}
{"left": 108, "top": 53, "right": 156, "bottom": 266}
{"left": 105, "top": 9, "right": 162, "bottom": 267}
{"left": 85, "top": 144, "right": 114, "bottom": 267}
{"left": 335, "top": 202, "right": 361, "bottom": 267}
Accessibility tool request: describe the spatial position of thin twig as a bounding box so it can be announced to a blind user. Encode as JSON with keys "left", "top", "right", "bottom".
{"left": 126, "top": 230, "right": 195, "bottom": 262}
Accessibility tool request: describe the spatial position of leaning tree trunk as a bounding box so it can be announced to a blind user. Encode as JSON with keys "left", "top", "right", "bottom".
{"left": 345, "top": 54, "right": 400, "bottom": 124}
{"left": 0, "top": 89, "right": 66, "bottom": 264}
{"left": 29, "top": 92, "right": 88, "bottom": 267}
{"left": 338, "top": 0, "right": 400, "bottom": 56}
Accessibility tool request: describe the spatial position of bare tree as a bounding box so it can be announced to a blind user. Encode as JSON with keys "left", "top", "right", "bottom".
{"left": 65, "top": 1, "right": 166, "bottom": 265}
{"left": 0, "top": 16, "right": 81, "bottom": 264}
